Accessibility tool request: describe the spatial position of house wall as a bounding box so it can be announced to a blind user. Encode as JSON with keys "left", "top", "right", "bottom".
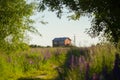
{"left": 53, "top": 41, "right": 58, "bottom": 47}
{"left": 53, "top": 38, "right": 71, "bottom": 47}
{"left": 53, "top": 41, "right": 64, "bottom": 47}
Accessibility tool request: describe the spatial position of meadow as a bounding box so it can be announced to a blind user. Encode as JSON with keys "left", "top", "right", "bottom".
{"left": 0, "top": 43, "right": 119, "bottom": 80}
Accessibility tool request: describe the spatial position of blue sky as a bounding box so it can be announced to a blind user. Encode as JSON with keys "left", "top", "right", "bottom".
{"left": 29, "top": 11, "right": 99, "bottom": 47}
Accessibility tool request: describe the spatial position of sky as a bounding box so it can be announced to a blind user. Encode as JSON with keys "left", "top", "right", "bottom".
{"left": 28, "top": 10, "right": 99, "bottom": 47}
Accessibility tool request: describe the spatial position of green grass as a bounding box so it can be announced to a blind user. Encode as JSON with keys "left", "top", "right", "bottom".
{"left": 0, "top": 48, "right": 68, "bottom": 80}
{"left": 0, "top": 44, "right": 118, "bottom": 80}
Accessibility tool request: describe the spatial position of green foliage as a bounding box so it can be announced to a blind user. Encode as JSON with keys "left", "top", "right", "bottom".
{"left": 65, "top": 68, "right": 85, "bottom": 80}
{"left": 54, "top": 44, "right": 116, "bottom": 80}
{"left": 89, "top": 44, "right": 116, "bottom": 74}
{"left": 0, "top": 0, "right": 38, "bottom": 52}
{"left": 0, "top": 52, "right": 39, "bottom": 79}
{"left": 0, "top": 48, "right": 67, "bottom": 79}
{"left": 0, "top": 45, "right": 117, "bottom": 80}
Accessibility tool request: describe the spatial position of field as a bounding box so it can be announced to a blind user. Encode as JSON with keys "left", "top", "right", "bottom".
{"left": 0, "top": 44, "right": 119, "bottom": 80}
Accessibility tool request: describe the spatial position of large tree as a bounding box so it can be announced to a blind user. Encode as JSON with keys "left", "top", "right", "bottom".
{"left": 39, "top": 0, "right": 120, "bottom": 45}
{"left": 0, "top": 0, "right": 37, "bottom": 52}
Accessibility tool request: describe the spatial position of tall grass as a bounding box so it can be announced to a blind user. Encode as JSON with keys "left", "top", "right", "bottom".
{"left": 0, "top": 44, "right": 119, "bottom": 80}
{"left": 57, "top": 44, "right": 117, "bottom": 80}
{"left": 0, "top": 48, "right": 68, "bottom": 79}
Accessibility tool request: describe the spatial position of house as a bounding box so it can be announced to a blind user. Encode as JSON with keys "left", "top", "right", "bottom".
{"left": 52, "top": 37, "right": 71, "bottom": 47}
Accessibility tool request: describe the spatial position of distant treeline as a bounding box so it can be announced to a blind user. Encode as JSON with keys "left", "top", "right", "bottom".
{"left": 29, "top": 44, "right": 51, "bottom": 48}
{"left": 29, "top": 44, "right": 75, "bottom": 48}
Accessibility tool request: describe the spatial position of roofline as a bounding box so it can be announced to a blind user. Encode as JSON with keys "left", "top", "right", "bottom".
{"left": 52, "top": 37, "right": 71, "bottom": 41}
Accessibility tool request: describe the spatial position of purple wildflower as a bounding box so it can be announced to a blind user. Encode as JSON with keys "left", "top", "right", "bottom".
{"left": 92, "top": 73, "right": 99, "bottom": 80}
{"left": 85, "top": 62, "right": 90, "bottom": 80}
{"left": 70, "top": 55, "right": 74, "bottom": 69}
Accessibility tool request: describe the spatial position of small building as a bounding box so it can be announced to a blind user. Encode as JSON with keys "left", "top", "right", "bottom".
{"left": 52, "top": 37, "right": 71, "bottom": 47}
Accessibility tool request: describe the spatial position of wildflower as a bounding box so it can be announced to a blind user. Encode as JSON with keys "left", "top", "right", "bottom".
{"left": 29, "top": 59, "right": 33, "bottom": 64}
{"left": 92, "top": 73, "right": 99, "bottom": 80}
{"left": 85, "top": 62, "right": 90, "bottom": 80}
{"left": 70, "top": 55, "right": 74, "bottom": 69}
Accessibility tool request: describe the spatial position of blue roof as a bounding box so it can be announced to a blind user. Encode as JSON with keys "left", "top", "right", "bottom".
{"left": 53, "top": 37, "right": 70, "bottom": 41}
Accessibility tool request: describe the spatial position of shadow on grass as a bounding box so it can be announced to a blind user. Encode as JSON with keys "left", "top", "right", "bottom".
{"left": 55, "top": 47, "right": 120, "bottom": 80}
{"left": 54, "top": 47, "right": 90, "bottom": 80}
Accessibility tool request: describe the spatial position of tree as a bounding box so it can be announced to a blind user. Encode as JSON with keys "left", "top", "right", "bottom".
{"left": 0, "top": 0, "right": 37, "bottom": 52}
{"left": 39, "top": 0, "right": 120, "bottom": 45}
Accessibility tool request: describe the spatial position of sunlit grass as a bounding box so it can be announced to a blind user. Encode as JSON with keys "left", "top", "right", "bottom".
{"left": 0, "top": 44, "right": 118, "bottom": 80}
